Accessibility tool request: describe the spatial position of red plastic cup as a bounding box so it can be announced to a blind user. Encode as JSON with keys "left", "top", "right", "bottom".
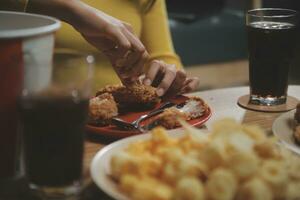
{"left": 0, "top": 11, "right": 60, "bottom": 180}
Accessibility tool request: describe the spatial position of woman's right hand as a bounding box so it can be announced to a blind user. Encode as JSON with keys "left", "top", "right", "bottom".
{"left": 68, "top": 1, "right": 149, "bottom": 83}
{"left": 28, "top": 0, "right": 148, "bottom": 84}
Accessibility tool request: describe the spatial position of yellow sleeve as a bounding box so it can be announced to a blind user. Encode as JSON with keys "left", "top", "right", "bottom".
{"left": 0, "top": 0, "right": 28, "bottom": 11}
{"left": 141, "top": 0, "right": 183, "bottom": 69}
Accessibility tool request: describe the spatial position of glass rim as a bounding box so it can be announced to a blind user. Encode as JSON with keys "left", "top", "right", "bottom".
{"left": 247, "top": 8, "right": 298, "bottom": 18}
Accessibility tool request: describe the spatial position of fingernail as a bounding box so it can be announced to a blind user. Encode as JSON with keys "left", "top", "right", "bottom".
{"left": 144, "top": 78, "right": 151, "bottom": 86}
{"left": 156, "top": 88, "right": 164, "bottom": 96}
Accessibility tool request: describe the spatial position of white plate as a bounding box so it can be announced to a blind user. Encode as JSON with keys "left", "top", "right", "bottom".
{"left": 272, "top": 110, "right": 300, "bottom": 155}
{"left": 90, "top": 129, "right": 186, "bottom": 200}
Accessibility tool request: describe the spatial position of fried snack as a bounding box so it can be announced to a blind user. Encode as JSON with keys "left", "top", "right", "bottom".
{"left": 286, "top": 153, "right": 300, "bottom": 180}
{"left": 227, "top": 152, "right": 259, "bottom": 180}
{"left": 205, "top": 168, "right": 237, "bottom": 200}
{"left": 259, "top": 160, "right": 288, "bottom": 198}
{"left": 88, "top": 93, "right": 118, "bottom": 126}
{"left": 150, "top": 97, "right": 208, "bottom": 129}
{"left": 93, "top": 84, "right": 209, "bottom": 128}
{"left": 286, "top": 181, "right": 300, "bottom": 200}
{"left": 152, "top": 108, "right": 188, "bottom": 129}
{"left": 174, "top": 177, "right": 205, "bottom": 200}
{"left": 183, "top": 97, "right": 208, "bottom": 119}
{"left": 242, "top": 124, "right": 267, "bottom": 143}
{"left": 236, "top": 177, "right": 273, "bottom": 200}
{"left": 109, "top": 119, "right": 300, "bottom": 200}
{"left": 96, "top": 83, "right": 160, "bottom": 111}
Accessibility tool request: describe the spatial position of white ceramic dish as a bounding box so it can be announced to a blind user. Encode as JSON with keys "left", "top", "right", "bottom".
{"left": 272, "top": 110, "right": 300, "bottom": 155}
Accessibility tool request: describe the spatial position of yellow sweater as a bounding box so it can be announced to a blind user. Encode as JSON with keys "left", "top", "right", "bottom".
{"left": 55, "top": 0, "right": 182, "bottom": 91}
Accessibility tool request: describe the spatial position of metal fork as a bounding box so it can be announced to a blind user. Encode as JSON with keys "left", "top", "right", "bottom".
{"left": 111, "top": 102, "right": 175, "bottom": 131}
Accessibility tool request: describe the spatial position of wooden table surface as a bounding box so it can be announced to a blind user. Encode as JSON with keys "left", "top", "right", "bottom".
{"left": 80, "top": 85, "right": 300, "bottom": 199}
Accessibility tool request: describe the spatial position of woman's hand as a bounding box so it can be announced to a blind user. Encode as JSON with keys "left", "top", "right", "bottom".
{"left": 143, "top": 60, "right": 199, "bottom": 97}
{"left": 70, "top": 2, "right": 149, "bottom": 83}
{"left": 28, "top": 0, "right": 148, "bottom": 84}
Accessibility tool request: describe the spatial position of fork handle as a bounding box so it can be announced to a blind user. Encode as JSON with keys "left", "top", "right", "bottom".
{"left": 133, "top": 102, "right": 174, "bottom": 124}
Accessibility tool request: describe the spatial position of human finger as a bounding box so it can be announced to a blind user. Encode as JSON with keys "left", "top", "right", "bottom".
{"left": 105, "top": 25, "right": 131, "bottom": 53}
{"left": 164, "top": 69, "right": 187, "bottom": 97}
{"left": 123, "top": 22, "right": 135, "bottom": 34}
{"left": 181, "top": 77, "right": 200, "bottom": 94}
{"left": 104, "top": 28, "right": 133, "bottom": 67}
{"left": 156, "top": 64, "right": 177, "bottom": 96}
{"left": 81, "top": 34, "right": 116, "bottom": 53}
{"left": 114, "top": 31, "right": 145, "bottom": 68}
{"left": 82, "top": 33, "right": 127, "bottom": 67}
{"left": 118, "top": 51, "right": 149, "bottom": 84}
{"left": 123, "top": 26, "right": 145, "bottom": 54}
{"left": 126, "top": 51, "right": 149, "bottom": 81}
{"left": 143, "top": 60, "right": 162, "bottom": 86}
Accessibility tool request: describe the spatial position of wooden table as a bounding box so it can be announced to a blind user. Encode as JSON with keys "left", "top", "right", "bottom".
{"left": 80, "top": 85, "right": 300, "bottom": 199}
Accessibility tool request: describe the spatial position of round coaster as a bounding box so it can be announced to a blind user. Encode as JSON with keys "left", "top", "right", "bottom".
{"left": 237, "top": 95, "right": 299, "bottom": 112}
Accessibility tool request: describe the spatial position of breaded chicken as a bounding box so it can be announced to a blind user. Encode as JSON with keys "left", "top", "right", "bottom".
{"left": 96, "top": 83, "right": 160, "bottom": 111}
{"left": 88, "top": 93, "right": 118, "bottom": 126}
{"left": 149, "top": 97, "right": 208, "bottom": 129}
{"left": 152, "top": 107, "right": 188, "bottom": 129}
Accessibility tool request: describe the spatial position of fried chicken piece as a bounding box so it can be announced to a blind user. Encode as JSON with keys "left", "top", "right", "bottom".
{"left": 294, "top": 103, "right": 300, "bottom": 124}
{"left": 181, "top": 97, "right": 208, "bottom": 119}
{"left": 294, "top": 125, "right": 300, "bottom": 145}
{"left": 127, "top": 83, "right": 160, "bottom": 105}
{"left": 150, "top": 97, "right": 208, "bottom": 129}
{"left": 152, "top": 107, "right": 188, "bottom": 129}
{"left": 96, "top": 83, "right": 160, "bottom": 111}
{"left": 88, "top": 93, "right": 118, "bottom": 126}
{"left": 96, "top": 84, "right": 124, "bottom": 96}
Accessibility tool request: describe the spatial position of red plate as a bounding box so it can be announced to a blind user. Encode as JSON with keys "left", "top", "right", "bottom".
{"left": 86, "top": 95, "right": 212, "bottom": 139}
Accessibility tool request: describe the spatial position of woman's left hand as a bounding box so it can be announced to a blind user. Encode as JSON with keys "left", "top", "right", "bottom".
{"left": 143, "top": 60, "right": 199, "bottom": 97}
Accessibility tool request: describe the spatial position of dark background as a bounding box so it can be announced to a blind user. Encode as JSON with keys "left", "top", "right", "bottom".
{"left": 166, "top": 0, "right": 248, "bottom": 66}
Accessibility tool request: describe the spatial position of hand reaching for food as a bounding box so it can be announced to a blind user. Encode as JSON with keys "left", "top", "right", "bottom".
{"left": 143, "top": 60, "right": 199, "bottom": 97}
{"left": 27, "top": 0, "right": 149, "bottom": 85}
{"left": 68, "top": 2, "right": 149, "bottom": 83}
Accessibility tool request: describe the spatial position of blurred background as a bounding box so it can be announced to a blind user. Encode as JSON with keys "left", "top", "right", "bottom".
{"left": 167, "top": 0, "right": 300, "bottom": 90}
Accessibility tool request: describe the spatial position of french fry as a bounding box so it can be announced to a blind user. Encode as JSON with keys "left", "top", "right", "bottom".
{"left": 174, "top": 177, "right": 205, "bottom": 200}
{"left": 205, "top": 168, "right": 237, "bottom": 200}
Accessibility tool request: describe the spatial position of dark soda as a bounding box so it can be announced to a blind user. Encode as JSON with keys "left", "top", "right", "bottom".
{"left": 247, "top": 21, "right": 296, "bottom": 98}
{"left": 18, "top": 96, "right": 88, "bottom": 186}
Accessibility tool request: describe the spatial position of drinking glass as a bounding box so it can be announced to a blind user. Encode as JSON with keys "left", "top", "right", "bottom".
{"left": 247, "top": 8, "right": 297, "bottom": 106}
{"left": 19, "top": 51, "right": 94, "bottom": 199}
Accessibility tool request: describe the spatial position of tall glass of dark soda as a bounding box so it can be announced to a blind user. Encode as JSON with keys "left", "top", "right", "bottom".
{"left": 18, "top": 52, "right": 94, "bottom": 199}
{"left": 247, "top": 8, "right": 297, "bottom": 105}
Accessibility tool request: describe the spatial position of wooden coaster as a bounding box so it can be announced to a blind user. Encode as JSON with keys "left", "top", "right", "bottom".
{"left": 237, "top": 95, "right": 299, "bottom": 112}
